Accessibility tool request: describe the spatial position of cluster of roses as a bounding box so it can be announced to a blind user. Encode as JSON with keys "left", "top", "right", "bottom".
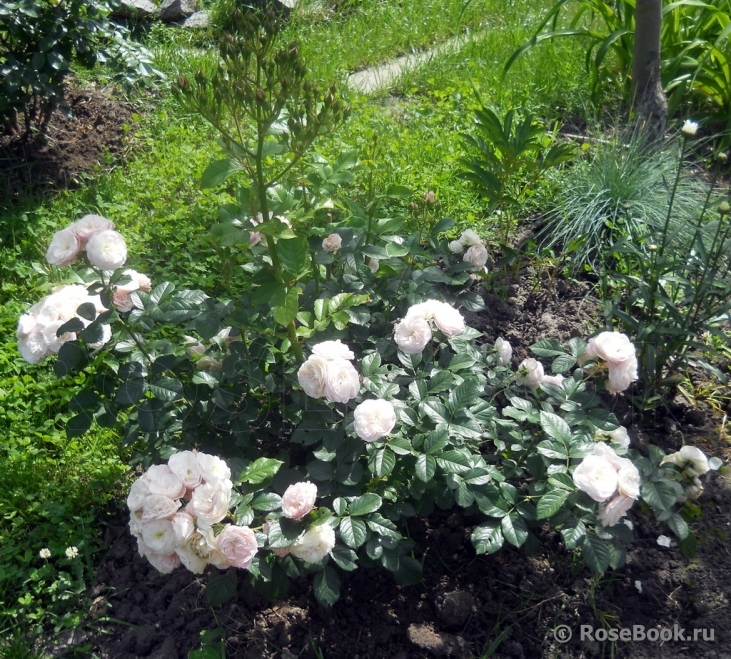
{"left": 17, "top": 215, "right": 153, "bottom": 364}
{"left": 661, "top": 445, "right": 718, "bottom": 501}
{"left": 573, "top": 440, "right": 641, "bottom": 527}
{"left": 448, "top": 228, "right": 488, "bottom": 270}
{"left": 394, "top": 299, "right": 467, "bottom": 354}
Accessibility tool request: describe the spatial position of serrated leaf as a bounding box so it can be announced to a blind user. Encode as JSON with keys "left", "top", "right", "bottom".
{"left": 349, "top": 493, "right": 382, "bottom": 516}
{"left": 330, "top": 545, "right": 358, "bottom": 571}
{"left": 250, "top": 492, "right": 283, "bottom": 511}
{"left": 437, "top": 450, "right": 471, "bottom": 474}
{"left": 539, "top": 411, "right": 571, "bottom": 443}
{"left": 551, "top": 353, "right": 576, "bottom": 373}
{"left": 471, "top": 522, "right": 504, "bottom": 554}
{"left": 267, "top": 518, "right": 303, "bottom": 548}
{"left": 115, "top": 378, "right": 145, "bottom": 405}
{"left": 366, "top": 513, "right": 401, "bottom": 540}
{"left": 240, "top": 458, "right": 284, "bottom": 485}
{"left": 201, "top": 158, "right": 242, "bottom": 189}
{"left": 272, "top": 287, "right": 299, "bottom": 327}
{"left": 66, "top": 413, "right": 92, "bottom": 439}
{"left": 668, "top": 512, "right": 689, "bottom": 539}
{"left": 530, "top": 338, "right": 564, "bottom": 357}
{"left": 561, "top": 518, "right": 586, "bottom": 549}
{"left": 501, "top": 513, "right": 528, "bottom": 547}
{"left": 313, "top": 566, "right": 340, "bottom": 606}
{"left": 424, "top": 429, "right": 449, "bottom": 455}
{"left": 339, "top": 516, "right": 368, "bottom": 548}
{"left": 582, "top": 531, "right": 611, "bottom": 573}
{"left": 536, "top": 490, "right": 570, "bottom": 519}
{"left": 149, "top": 377, "right": 183, "bottom": 401}
{"left": 641, "top": 481, "right": 679, "bottom": 512}
{"left": 369, "top": 448, "right": 396, "bottom": 478}
{"left": 415, "top": 454, "right": 436, "bottom": 482}
{"left": 206, "top": 571, "right": 237, "bottom": 606}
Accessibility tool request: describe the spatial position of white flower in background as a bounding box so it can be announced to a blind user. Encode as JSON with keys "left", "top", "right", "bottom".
{"left": 394, "top": 315, "right": 432, "bottom": 354}
{"left": 686, "top": 476, "right": 704, "bottom": 500}
{"left": 681, "top": 119, "right": 699, "bottom": 136}
{"left": 86, "top": 230, "right": 127, "bottom": 270}
{"left": 290, "top": 524, "right": 336, "bottom": 563}
{"left": 281, "top": 481, "right": 318, "bottom": 520}
{"left": 141, "top": 494, "right": 180, "bottom": 521}
{"left": 39, "top": 548, "right": 51, "bottom": 559}
{"left": 405, "top": 300, "right": 440, "bottom": 322}
{"left": 184, "top": 335, "right": 206, "bottom": 357}
{"left": 196, "top": 453, "right": 231, "bottom": 483}
{"left": 127, "top": 477, "right": 151, "bottom": 511}
{"left": 70, "top": 214, "right": 115, "bottom": 246}
{"left": 583, "top": 331, "right": 638, "bottom": 393}
{"left": 171, "top": 512, "right": 196, "bottom": 545}
{"left": 516, "top": 358, "right": 544, "bottom": 390}
{"left": 540, "top": 374, "right": 565, "bottom": 388}
{"left": 353, "top": 399, "right": 397, "bottom": 442}
{"left": 323, "top": 358, "right": 360, "bottom": 403}
{"left": 661, "top": 445, "right": 710, "bottom": 476}
{"left": 367, "top": 257, "right": 379, "bottom": 273}
{"left": 65, "top": 546, "right": 79, "bottom": 559}
{"left": 46, "top": 228, "right": 81, "bottom": 267}
{"left": 597, "top": 493, "right": 636, "bottom": 527}
{"left": 448, "top": 240, "right": 465, "bottom": 253}
{"left": 146, "top": 551, "right": 180, "bottom": 574}
{"left": 312, "top": 340, "right": 355, "bottom": 361}
{"left": 608, "top": 426, "right": 630, "bottom": 449}
{"left": 459, "top": 229, "right": 483, "bottom": 246}
{"left": 572, "top": 455, "right": 619, "bottom": 502}
{"left": 494, "top": 337, "right": 512, "bottom": 365}
{"left": 216, "top": 525, "right": 258, "bottom": 568}
{"left": 298, "top": 355, "right": 330, "bottom": 398}
{"left": 322, "top": 233, "right": 342, "bottom": 252}
{"left": 463, "top": 244, "right": 488, "bottom": 269}
{"left": 617, "top": 464, "right": 641, "bottom": 499}
{"left": 145, "top": 465, "right": 186, "bottom": 499}
{"left": 168, "top": 451, "right": 203, "bottom": 489}
{"left": 431, "top": 302, "right": 466, "bottom": 337}
{"left": 142, "top": 519, "right": 178, "bottom": 555}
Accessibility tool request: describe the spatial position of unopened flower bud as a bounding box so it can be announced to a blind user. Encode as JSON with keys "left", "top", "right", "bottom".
{"left": 718, "top": 201, "right": 730, "bottom": 215}
{"left": 424, "top": 191, "right": 436, "bottom": 204}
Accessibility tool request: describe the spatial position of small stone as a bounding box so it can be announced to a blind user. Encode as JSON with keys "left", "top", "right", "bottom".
{"left": 182, "top": 10, "right": 210, "bottom": 28}
{"left": 160, "top": 0, "right": 197, "bottom": 21}
{"left": 407, "top": 624, "right": 471, "bottom": 657}
{"left": 112, "top": 0, "right": 158, "bottom": 17}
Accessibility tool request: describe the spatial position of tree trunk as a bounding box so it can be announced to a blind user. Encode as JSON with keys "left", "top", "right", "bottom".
{"left": 632, "top": 0, "right": 667, "bottom": 142}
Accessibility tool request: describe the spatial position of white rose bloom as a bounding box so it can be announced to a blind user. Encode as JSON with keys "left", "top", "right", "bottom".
{"left": 463, "top": 244, "right": 488, "bottom": 269}
{"left": 312, "top": 340, "right": 355, "bottom": 361}
{"left": 495, "top": 337, "right": 512, "bottom": 365}
{"left": 679, "top": 445, "right": 710, "bottom": 476}
{"left": 323, "top": 358, "right": 360, "bottom": 404}
{"left": 585, "top": 332, "right": 636, "bottom": 366}
{"left": 606, "top": 357, "right": 638, "bottom": 393}
{"left": 282, "top": 481, "right": 318, "bottom": 520}
{"left": 367, "top": 257, "right": 379, "bottom": 273}
{"left": 459, "top": 229, "right": 483, "bottom": 246}
{"left": 168, "top": 451, "right": 203, "bottom": 489}
{"left": 145, "top": 465, "right": 186, "bottom": 500}
{"left": 46, "top": 228, "right": 81, "bottom": 267}
{"left": 322, "top": 233, "right": 342, "bottom": 252}
{"left": 176, "top": 532, "right": 214, "bottom": 574}
{"left": 617, "top": 464, "right": 641, "bottom": 499}
{"left": 127, "top": 477, "right": 151, "bottom": 511}
{"left": 172, "top": 512, "right": 196, "bottom": 544}
{"left": 298, "top": 355, "right": 330, "bottom": 399}
{"left": 129, "top": 509, "right": 144, "bottom": 537}
{"left": 681, "top": 119, "right": 698, "bottom": 136}
{"left": 184, "top": 336, "right": 206, "bottom": 357}
{"left": 215, "top": 525, "right": 258, "bottom": 568}
{"left": 17, "top": 313, "right": 37, "bottom": 339}
{"left": 540, "top": 374, "right": 565, "bottom": 387}
{"left": 592, "top": 442, "right": 629, "bottom": 473}
{"left": 146, "top": 551, "right": 180, "bottom": 574}
{"left": 432, "top": 302, "right": 465, "bottom": 337}
{"left": 71, "top": 214, "right": 115, "bottom": 246}
{"left": 191, "top": 479, "right": 232, "bottom": 529}
{"left": 686, "top": 477, "right": 703, "bottom": 500}
{"left": 572, "top": 455, "right": 619, "bottom": 502}
{"left": 197, "top": 453, "right": 232, "bottom": 483}
{"left": 448, "top": 240, "right": 465, "bottom": 253}
{"left": 516, "top": 358, "right": 544, "bottom": 390}
{"left": 141, "top": 494, "right": 181, "bottom": 521}
{"left": 608, "top": 426, "right": 630, "bottom": 449}
{"left": 86, "top": 230, "right": 127, "bottom": 270}
{"left": 598, "top": 494, "right": 636, "bottom": 527}
{"left": 18, "top": 327, "right": 51, "bottom": 364}
{"left": 394, "top": 315, "right": 432, "bottom": 354}
{"left": 40, "top": 320, "right": 74, "bottom": 354}
{"left": 353, "top": 399, "right": 397, "bottom": 442}
{"left": 405, "top": 300, "right": 440, "bottom": 322}
{"left": 249, "top": 231, "right": 262, "bottom": 247}
{"left": 290, "top": 524, "right": 336, "bottom": 563}
{"left": 141, "top": 519, "right": 178, "bottom": 555}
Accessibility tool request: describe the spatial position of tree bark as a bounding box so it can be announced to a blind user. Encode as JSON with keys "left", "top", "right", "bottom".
{"left": 632, "top": 0, "right": 667, "bottom": 142}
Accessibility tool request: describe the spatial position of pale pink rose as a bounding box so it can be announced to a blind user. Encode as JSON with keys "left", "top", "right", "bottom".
{"left": 617, "top": 464, "right": 641, "bottom": 499}
{"left": 463, "top": 244, "right": 488, "bottom": 269}
{"left": 353, "top": 399, "right": 397, "bottom": 442}
{"left": 289, "top": 524, "right": 335, "bottom": 563}
{"left": 598, "top": 494, "right": 635, "bottom": 527}
{"left": 323, "top": 358, "right": 360, "bottom": 403}
{"left": 216, "top": 525, "right": 258, "bottom": 568}
{"left": 448, "top": 240, "right": 465, "bottom": 253}
{"left": 16, "top": 313, "right": 37, "bottom": 339}
{"left": 141, "top": 494, "right": 180, "bottom": 521}
{"left": 281, "top": 481, "right": 318, "bottom": 520}
{"left": 322, "top": 233, "right": 342, "bottom": 252}
{"left": 540, "top": 374, "right": 565, "bottom": 387}
{"left": 129, "top": 510, "right": 144, "bottom": 538}
{"left": 168, "top": 451, "right": 203, "bottom": 489}
{"left": 367, "top": 257, "right": 379, "bottom": 273}
{"left": 605, "top": 358, "right": 638, "bottom": 393}
{"left": 113, "top": 270, "right": 151, "bottom": 312}
{"left": 146, "top": 551, "right": 181, "bottom": 573}
{"left": 145, "top": 465, "right": 186, "bottom": 499}
{"left": 171, "top": 512, "right": 196, "bottom": 544}
{"left": 495, "top": 337, "right": 512, "bottom": 365}
{"left": 572, "top": 455, "right": 619, "bottom": 502}
{"left": 312, "top": 340, "right": 355, "bottom": 361}
{"left": 86, "top": 230, "right": 127, "bottom": 270}
{"left": 516, "top": 358, "right": 544, "bottom": 390}
{"left": 127, "top": 477, "right": 151, "bottom": 511}
{"left": 432, "top": 302, "right": 465, "bottom": 337}
{"left": 136, "top": 536, "right": 148, "bottom": 557}
{"left": 141, "top": 519, "right": 177, "bottom": 555}
{"left": 112, "top": 290, "right": 135, "bottom": 313}
{"left": 405, "top": 300, "right": 440, "bottom": 321}
{"left": 40, "top": 320, "right": 75, "bottom": 355}
{"left": 585, "top": 332, "right": 636, "bottom": 365}
{"left": 394, "top": 315, "right": 432, "bottom": 354}
{"left": 175, "top": 532, "right": 213, "bottom": 574}
{"left": 197, "top": 453, "right": 231, "bottom": 483}
{"left": 46, "top": 228, "right": 81, "bottom": 267}
{"left": 249, "top": 231, "right": 262, "bottom": 247}
{"left": 592, "top": 442, "right": 628, "bottom": 473}
{"left": 298, "top": 355, "right": 330, "bottom": 398}
{"left": 71, "top": 214, "right": 115, "bottom": 247}
{"left": 608, "top": 426, "right": 630, "bottom": 449}
{"left": 191, "top": 480, "right": 231, "bottom": 528}
{"left": 184, "top": 336, "right": 206, "bottom": 357}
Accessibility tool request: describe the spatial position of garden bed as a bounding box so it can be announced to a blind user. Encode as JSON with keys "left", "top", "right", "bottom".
{"left": 72, "top": 273, "right": 731, "bottom": 659}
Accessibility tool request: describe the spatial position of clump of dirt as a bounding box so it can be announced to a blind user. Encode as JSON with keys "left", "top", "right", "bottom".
{"left": 0, "top": 85, "right": 133, "bottom": 201}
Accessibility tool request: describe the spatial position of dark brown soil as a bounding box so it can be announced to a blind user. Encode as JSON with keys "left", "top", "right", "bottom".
{"left": 61, "top": 276, "right": 731, "bottom": 659}
{"left": 0, "top": 84, "right": 133, "bottom": 203}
